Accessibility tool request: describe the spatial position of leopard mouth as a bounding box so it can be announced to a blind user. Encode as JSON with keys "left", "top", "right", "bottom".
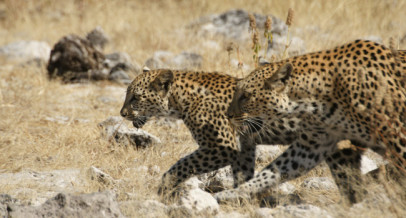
{"left": 242, "top": 117, "right": 263, "bottom": 133}
{"left": 132, "top": 116, "right": 148, "bottom": 128}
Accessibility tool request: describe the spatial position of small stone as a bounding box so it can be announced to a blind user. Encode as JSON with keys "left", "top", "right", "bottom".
{"left": 98, "top": 116, "right": 161, "bottom": 148}
{"left": 215, "top": 211, "right": 248, "bottom": 218}
{"left": 178, "top": 188, "right": 219, "bottom": 215}
{"left": 278, "top": 182, "right": 296, "bottom": 195}
{"left": 198, "top": 166, "right": 234, "bottom": 192}
{"left": 184, "top": 177, "right": 205, "bottom": 190}
{"left": 148, "top": 165, "right": 160, "bottom": 176}
{"left": 256, "top": 145, "right": 283, "bottom": 163}
{"left": 301, "top": 177, "right": 337, "bottom": 191}
{"left": 360, "top": 155, "right": 378, "bottom": 175}
{"left": 87, "top": 166, "right": 115, "bottom": 185}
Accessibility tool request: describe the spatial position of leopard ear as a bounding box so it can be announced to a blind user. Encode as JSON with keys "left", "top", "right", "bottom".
{"left": 264, "top": 63, "right": 293, "bottom": 90}
{"left": 150, "top": 70, "right": 174, "bottom": 95}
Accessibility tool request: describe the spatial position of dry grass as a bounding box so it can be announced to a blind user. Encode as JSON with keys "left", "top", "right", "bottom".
{"left": 1, "top": 0, "right": 406, "bottom": 217}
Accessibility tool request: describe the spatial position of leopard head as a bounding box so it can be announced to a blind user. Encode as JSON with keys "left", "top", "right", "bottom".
{"left": 120, "top": 69, "right": 174, "bottom": 128}
{"left": 227, "top": 63, "right": 293, "bottom": 132}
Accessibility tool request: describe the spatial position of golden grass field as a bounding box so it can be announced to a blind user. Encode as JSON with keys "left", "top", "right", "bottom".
{"left": 1, "top": 0, "right": 406, "bottom": 217}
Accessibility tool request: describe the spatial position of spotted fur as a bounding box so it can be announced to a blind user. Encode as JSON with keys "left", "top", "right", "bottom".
{"left": 214, "top": 39, "right": 406, "bottom": 204}
{"left": 120, "top": 66, "right": 382, "bottom": 203}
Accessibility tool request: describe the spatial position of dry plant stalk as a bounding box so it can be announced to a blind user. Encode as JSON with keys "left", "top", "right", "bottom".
{"left": 282, "top": 8, "right": 295, "bottom": 59}
{"left": 249, "top": 13, "right": 260, "bottom": 67}
{"left": 286, "top": 8, "right": 294, "bottom": 27}
{"left": 263, "top": 16, "right": 273, "bottom": 59}
{"left": 389, "top": 37, "right": 406, "bottom": 85}
{"left": 389, "top": 37, "right": 400, "bottom": 62}
{"left": 226, "top": 42, "right": 235, "bottom": 72}
{"left": 236, "top": 46, "right": 245, "bottom": 78}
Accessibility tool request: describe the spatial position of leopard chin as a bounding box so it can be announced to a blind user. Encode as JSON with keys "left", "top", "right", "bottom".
{"left": 132, "top": 116, "right": 148, "bottom": 128}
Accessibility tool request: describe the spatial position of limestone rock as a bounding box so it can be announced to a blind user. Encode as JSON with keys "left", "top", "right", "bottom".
{"left": 47, "top": 34, "right": 107, "bottom": 82}
{"left": 47, "top": 28, "right": 136, "bottom": 83}
{"left": 278, "top": 182, "right": 296, "bottom": 195}
{"left": 256, "top": 145, "right": 283, "bottom": 163}
{"left": 86, "top": 26, "right": 109, "bottom": 51}
{"left": 198, "top": 166, "right": 234, "bottom": 192}
{"left": 145, "top": 51, "right": 203, "bottom": 70}
{"left": 188, "top": 9, "right": 287, "bottom": 42}
{"left": 87, "top": 166, "right": 115, "bottom": 186}
{"left": 177, "top": 188, "right": 219, "bottom": 215}
{"left": 301, "top": 177, "right": 338, "bottom": 191}
{"left": 9, "top": 191, "right": 124, "bottom": 218}
{"left": 98, "top": 116, "right": 161, "bottom": 148}
{"left": 0, "top": 194, "right": 19, "bottom": 218}
{"left": 215, "top": 211, "right": 249, "bottom": 218}
{"left": 0, "top": 169, "right": 86, "bottom": 206}
{"left": 266, "top": 36, "right": 306, "bottom": 57}
{"left": 0, "top": 40, "right": 51, "bottom": 64}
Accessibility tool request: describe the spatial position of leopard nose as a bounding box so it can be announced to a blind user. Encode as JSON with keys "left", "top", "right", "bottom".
{"left": 120, "top": 108, "right": 128, "bottom": 117}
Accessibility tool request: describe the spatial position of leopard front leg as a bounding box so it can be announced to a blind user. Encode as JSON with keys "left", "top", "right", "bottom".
{"left": 231, "top": 121, "right": 298, "bottom": 188}
{"left": 159, "top": 98, "right": 239, "bottom": 195}
{"left": 215, "top": 137, "right": 337, "bottom": 202}
{"left": 159, "top": 146, "right": 238, "bottom": 195}
{"left": 231, "top": 136, "right": 256, "bottom": 187}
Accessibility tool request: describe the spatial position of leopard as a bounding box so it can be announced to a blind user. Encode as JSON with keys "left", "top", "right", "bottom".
{"left": 214, "top": 39, "right": 406, "bottom": 204}
{"left": 120, "top": 67, "right": 383, "bottom": 204}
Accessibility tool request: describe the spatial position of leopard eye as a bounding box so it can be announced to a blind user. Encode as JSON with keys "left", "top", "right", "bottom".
{"left": 239, "top": 92, "right": 252, "bottom": 102}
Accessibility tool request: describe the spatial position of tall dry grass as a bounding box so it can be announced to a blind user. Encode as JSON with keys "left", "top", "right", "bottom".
{"left": 1, "top": 0, "right": 406, "bottom": 217}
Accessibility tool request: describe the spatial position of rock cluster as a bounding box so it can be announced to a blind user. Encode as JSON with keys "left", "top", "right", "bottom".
{"left": 47, "top": 27, "right": 138, "bottom": 84}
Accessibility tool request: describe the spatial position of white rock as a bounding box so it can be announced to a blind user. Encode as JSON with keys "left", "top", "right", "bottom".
{"left": 9, "top": 191, "right": 124, "bottom": 218}
{"left": 189, "top": 9, "right": 287, "bottom": 42}
{"left": 360, "top": 155, "right": 378, "bottom": 175}
{"left": 256, "top": 145, "right": 283, "bottom": 163}
{"left": 87, "top": 166, "right": 115, "bottom": 185}
{"left": 278, "top": 182, "right": 296, "bottom": 195}
{"left": 148, "top": 165, "right": 161, "bottom": 176}
{"left": 184, "top": 177, "right": 204, "bottom": 190}
{"left": 0, "top": 169, "right": 86, "bottom": 205}
{"left": 98, "top": 116, "right": 161, "bottom": 148}
{"left": 215, "top": 211, "right": 249, "bottom": 218}
{"left": 0, "top": 40, "right": 51, "bottom": 63}
{"left": 198, "top": 166, "right": 234, "bottom": 192}
{"left": 256, "top": 204, "right": 332, "bottom": 218}
{"left": 301, "top": 177, "right": 338, "bottom": 191}
{"left": 179, "top": 188, "right": 219, "bottom": 214}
